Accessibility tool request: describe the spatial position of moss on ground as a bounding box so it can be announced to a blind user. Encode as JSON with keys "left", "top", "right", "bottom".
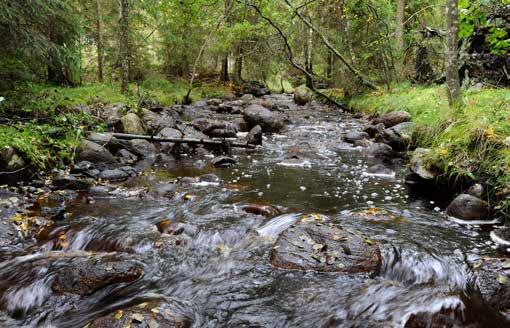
{"left": 349, "top": 83, "right": 510, "bottom": 218}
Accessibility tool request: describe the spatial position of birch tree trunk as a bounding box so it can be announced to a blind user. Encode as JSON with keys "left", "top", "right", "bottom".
{"left": 395, "top": 0, "right": 405, "bottom": 79}
{"left": 96, "top": 0, "right": 105, "bottom": 83}
{"left": 445, "top": 0, "right": 461, "bottom": 106}
{"left": 305, "top": 26, "right": 313, "bottom": 88}
{"left": 119, "top": 0, "right": 130, "bottom": 94}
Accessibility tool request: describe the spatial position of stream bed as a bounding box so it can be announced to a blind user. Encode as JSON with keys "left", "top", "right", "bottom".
{"left": 0, "top": 94, "right": 508, "bottom": 327}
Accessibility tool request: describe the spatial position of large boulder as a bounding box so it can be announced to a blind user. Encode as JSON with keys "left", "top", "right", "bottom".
{"left": 381, "top": 122, "right": 415, "bottom": 150}
{"left": 270, "top": 219, "right": 381, "bottom": 274}
{"left": 141, "top": 108, "right": 175, "bottom": 134}
{"left": 446, "top": 194, "right": 490, "bottom": 221}
{"left": 373, "top": 111, "right": 411, "bottom": 128}
{"left": 120, "top": 113, "right": 145, "bottom": 134}
{"left": 475, "top": 257, "right": 510, "bottom": 311}
{"left": 0, "top": 146, "right": 25, "bottom": 172}
{"left": 128, "top": 139, "right": 156, "bottom": 158}
{"left": 157, "top": 128, "right": 183, "bottom": 154}
{"left": 409, "top": 148, "right": 437, "bottom": 180}
{"left": 87, "top": 299, "right": 192, "bottom": 328}
{"left": 243, "top": 104, "right": 285, "bottom": 132}
{"left": 237, "top": 81, "right": 270, "bottom": 97}
{"left": 294, "top": 85, "right": 313, "bottom": 105}
{"left": 101, "top": 103, "right": 125, "bottom": 127}
{"left": 76, "top": 140, "right": 116, "bottom": 164}
{"left": 52, "top": 255, "right": 143, "bottom": 296}
{"left": 53, "top": 175, "right": 94, "bottom": 190}
{"left": 192, "top": 119, "right": 237, "bottom": 138}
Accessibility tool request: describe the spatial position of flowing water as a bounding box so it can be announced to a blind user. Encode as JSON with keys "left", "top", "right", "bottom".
{"left": 0, "top": 94, "right": 506, "bottom": 327}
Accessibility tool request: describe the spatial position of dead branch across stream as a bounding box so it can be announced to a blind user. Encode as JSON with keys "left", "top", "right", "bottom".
{"left": 107, "top": 132, "right": 257, "bottom": 149}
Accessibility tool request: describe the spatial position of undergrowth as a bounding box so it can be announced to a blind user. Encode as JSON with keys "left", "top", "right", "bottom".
{"left": 349, "top": 83, "right": 510, "bottom": 218}
{"left": 0, "top": 78, "right": 228, "bottom": 170}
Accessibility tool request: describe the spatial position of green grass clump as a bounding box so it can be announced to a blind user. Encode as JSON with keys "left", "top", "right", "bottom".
{"left": 349, "top": 83, "right": 510, "bottom": 218}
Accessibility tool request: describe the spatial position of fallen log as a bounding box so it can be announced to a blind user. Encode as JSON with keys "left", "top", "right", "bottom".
{"left": 106, "top": 132, "right": 257, "bottom": 149}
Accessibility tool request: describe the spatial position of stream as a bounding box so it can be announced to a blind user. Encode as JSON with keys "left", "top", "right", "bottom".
{"left": 0, "top": 94, "right": 507, "bottom": 327}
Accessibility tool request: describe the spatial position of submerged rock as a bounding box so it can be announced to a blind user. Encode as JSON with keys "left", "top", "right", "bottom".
{"left": 76, "top": 140, "right": 117, "bottom": 164}
{"left": 294, "top": 85, "right": 313, "bottom": 105}
{"left": 446, "top": 194, "right": 490, "bottom": 221}
{"left": 243, "top": 104, "right": 284, "bottom": 132}
{"left": 270, "top": 220, "right": 381, "bottom": 274}
{"left": 373, "top": 111, "right": 411, "bottom": 128}
{"left": 87, "top": 299, "right": 192, "bottom": 328}
{"left": 52, "top": 255, "right": 143, "bottom": 296}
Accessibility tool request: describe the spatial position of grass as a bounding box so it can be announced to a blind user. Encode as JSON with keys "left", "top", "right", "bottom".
{"left": 349, "top": 83, "right": 510, "bottom": 218}
{"left": 0, "top": 78, "right": 229, "bottom": 170}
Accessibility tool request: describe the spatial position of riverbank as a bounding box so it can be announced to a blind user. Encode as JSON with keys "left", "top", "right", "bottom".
{"left": 349, "top": 84, "right": 510, "bottom": 220}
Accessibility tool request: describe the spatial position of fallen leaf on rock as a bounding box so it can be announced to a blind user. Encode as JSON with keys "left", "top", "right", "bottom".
{"left": 113, "top": 310, "right": 124, "bottom": 320}
{"left": 497, "top": 274, "right": 508, "bottom": 284}
{"left": 131, "top": 313, "right": 144, "bottom": 323}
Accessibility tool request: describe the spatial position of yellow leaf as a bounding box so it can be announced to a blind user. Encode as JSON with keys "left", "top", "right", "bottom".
{"left": 113, "top": 310, "right": 124, "bottom": 320}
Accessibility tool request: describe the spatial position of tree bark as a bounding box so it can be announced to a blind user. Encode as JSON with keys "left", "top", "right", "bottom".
{"left": 326, "top": 50, "right": 333, "bottom": 81}
{"left": 220, "top": 54, "right": 229, "bottom": 82}
{"left": 119, "top": 0, "right": 130, "bottom": 94}
{"left": 234, "top": 45, "right": 243, "bottom": 84}
{"left": 305, "top": 26, "right": 313, "bottom": 88}
{"left": 395, "top": 0, "right": 405, "bottom": 79}
{"left": 96, "top": 0, "right": 105, "bottom": 83}
{"left": 445, "top": 0, "right": 461, "bottom": 106}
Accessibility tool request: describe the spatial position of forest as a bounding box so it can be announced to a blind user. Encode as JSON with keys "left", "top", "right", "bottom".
{"left": 0, "top": 0, "right": 509, "bottom": 327}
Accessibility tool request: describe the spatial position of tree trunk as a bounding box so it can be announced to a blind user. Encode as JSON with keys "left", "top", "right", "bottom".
{"left": 220, "top": 54, "right": 229, "bottom": 82}
{"left": 305, "top": 26, "right": 313, "bottom": 88}
{"left": 326, "top": 50, "right": 333, "bottom": 81}
{"left": 234, "top": 46, "right": 243, "bottom": 84}
{"left": 119, "top": 0, "right": 130, "bottom": 94}
{"left": 445, "top": 0, "right": 461, "bottom": 106}
{"left": 395, "top": 0, "right": 405, "bottom": 79}
{"left": 96, "top": 0, "right": 105, "bottom": 83}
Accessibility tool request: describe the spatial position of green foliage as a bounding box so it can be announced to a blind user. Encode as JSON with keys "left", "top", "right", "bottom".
{"left": 350, "top": 84, "right": 510, "bottom": 218}
{"left": 459, "top": 0, "right": 510, "bottom": 55}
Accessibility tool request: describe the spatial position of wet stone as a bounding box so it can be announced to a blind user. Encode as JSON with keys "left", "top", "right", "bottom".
{"left": 53, "top": 175, "right": 94, "bottom": 191}
{"left": 87, "top": 300, "right": 192, "bottom": 328}
{"left": 243, "top": 104, "right": 285, "bottom": 133}
{"left": 475, "top": 257, "right": 510, "bottom": 311}
{"left": 76, "top": 140, "right": 117, "bottom": 164}
{"left": 242, "top": 204, "right": 280, "bottom": 217}
{"left": 51, "top": 255, "right": 144, "bottom": 296}
{"left": 446, "top": 194, "right": 490, "bottom": 221}
{"left": 270, "top": 221, "right": 381, "bottom": 274}
{"left": 99, "top": 169, "right": 129, "bottom": 182}
{"left": 344, "top": 131, "right": 369, "bottom": 144}
{"left": 245, "top": 125, "right": 263, "bottom": 146}
{"left": 211, "top": 156, "right": 236, "bottom": 168}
